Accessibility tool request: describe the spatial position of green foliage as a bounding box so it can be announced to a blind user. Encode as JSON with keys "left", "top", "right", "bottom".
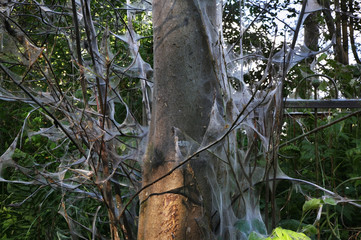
{"left": 265, "top": 227, "right": 310, "bottom": 240}
{"left": 236, "top": 218, "right": 267, "bottom": 237}
{"left": 278, "top": 111, "right": 361, "bottom": 239}
{"left": 0, "top": 187, "right": 67, "bottom": 239}
{"left": 0, "top": 102, "right": 30, "bottom": 153}
{"left": 249, "top": 231, "right": 266, "bottom": 240}
{"left": 247, "top": 227, "right": 311, "bottom": 240}
{"left": 302, "top": 198, "right": 321, "bottom": 212}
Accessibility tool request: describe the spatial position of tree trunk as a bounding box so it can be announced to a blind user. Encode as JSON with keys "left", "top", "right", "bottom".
{"left": 137, "top": 0, "right": 221, "bottom": 239}
{"left": 335, "top": 0, "right": 349, "bottom": 64}
{"left": 304, "top": 12, "right": 319, "bottom": 51}
{"left": 320, "top": 0, "right": 349, "bottom": 64}
{"left": 341, "top": 0, "right": 349, "bottom": 64}
{"left": 349, "top": 0, "right": 360, "bottom": 63}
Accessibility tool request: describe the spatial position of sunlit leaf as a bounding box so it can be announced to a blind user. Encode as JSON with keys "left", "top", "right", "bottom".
{"left": 303, "top": 198, "right": 321, "bottom": 212}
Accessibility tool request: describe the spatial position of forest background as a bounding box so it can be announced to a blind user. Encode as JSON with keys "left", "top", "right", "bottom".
{"left": 0, "top": 0, "right": 361, "bottom": 239}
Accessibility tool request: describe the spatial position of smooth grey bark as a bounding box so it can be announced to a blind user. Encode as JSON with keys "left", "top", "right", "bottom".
{"left": 138, "top": 0, "right": 221, "bottom": 239}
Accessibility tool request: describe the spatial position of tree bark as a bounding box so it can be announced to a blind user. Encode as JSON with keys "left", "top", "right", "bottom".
{"left": 341, "top": 0, "right": 349, "bottom": 64}
{"left": 320, "top": 0, "right": 349, "bottom": 64}
{"left": 304, "top": 12, "right": 319, "bottom": 51}
{"left": 138, "top": 0, "right": 220, "bottom": 239}
{"left": 349, "top": 0, "right": 361, "bottom": 64}
{"left": 335, "top": 0, "right": 349, "bottom": 64}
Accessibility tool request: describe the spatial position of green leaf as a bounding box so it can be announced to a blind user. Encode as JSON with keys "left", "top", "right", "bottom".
{"left": 249, "top": 231, "right": 266, "bottom": 240}
{"left": 279, "top": 219, "right": 303, "bottom": 231}
{"left": 322, "top": 197, "right": 337, "bottom": 206}
{"left": 266, "top": 227, "right": 311, "bottom": 240}
{"left": 302, "top": 198, "right": 321, "bottom": 212}
{"left": 235, "top": 219, "right": 251, "bottom": 234}
{"left": 301, "top": 224, "right": 317, "bottom": 236}
{"left": 355, "top": 180, "right": 361, "bottom": 187}
{"left": 317, "top": 53, "right": 327, "bottom": 62}
{"left": 251, "top": 218, "right": 267, "bottom": 235}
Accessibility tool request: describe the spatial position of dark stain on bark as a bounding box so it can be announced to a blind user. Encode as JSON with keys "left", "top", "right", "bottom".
{"left": 151, "top": 147, "right": 165, "bottom": 169}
